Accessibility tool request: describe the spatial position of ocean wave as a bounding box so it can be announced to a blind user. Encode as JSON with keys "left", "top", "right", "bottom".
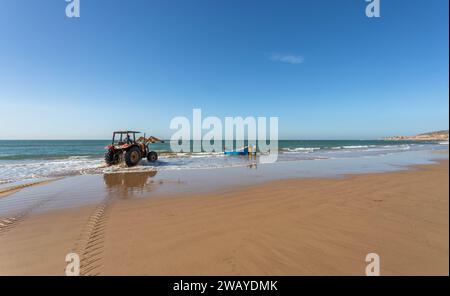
{"left": 282, "top": 147, "right": 321, "bottom": 153}
{"left": 0, "top": 157, "right": 105, "bottom": 183}
{"left": 0, "top": 154, "right": 100, "bottom": 161}
{"left": 342, "top": 145, "right": 369, "bottom": 149}
{"left": 160, "top": 151, "right": 225, "bottom": 158}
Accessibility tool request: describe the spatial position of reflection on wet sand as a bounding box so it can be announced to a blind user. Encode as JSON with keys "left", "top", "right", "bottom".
{"left": 247, "top": 163, "right": 258, "bottom": 169}
{"left": 103, "top": 170, "right": 158, "bottom": 198}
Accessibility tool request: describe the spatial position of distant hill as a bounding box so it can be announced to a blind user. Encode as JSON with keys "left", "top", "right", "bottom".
{"left": 385, "top": 130, "right": 449, "bottom": 141}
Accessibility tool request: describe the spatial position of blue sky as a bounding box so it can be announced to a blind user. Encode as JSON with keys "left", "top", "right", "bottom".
{"left": 0, "top": 0, "right": 448, "bottom": 139}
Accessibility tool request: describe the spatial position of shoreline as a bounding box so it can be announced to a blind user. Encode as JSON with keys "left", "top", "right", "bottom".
{"left": 0, "top": 150, "right": 448, "bottom": 206}
{"left": 1, "top": 141, "right": 447, "bottom": 186}
{"left": 0, "top": 159, "right": 448, "bottom": 275}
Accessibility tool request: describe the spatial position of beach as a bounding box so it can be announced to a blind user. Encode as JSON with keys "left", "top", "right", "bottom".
{"left": 2, "top": 0, "right": 449, "bottom": 282}
{"left": 0, "top": 158, "right": 448, "bottom": 275}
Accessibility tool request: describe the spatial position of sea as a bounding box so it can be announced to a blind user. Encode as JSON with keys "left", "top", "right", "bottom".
{"left": 0, "top": 140, "right": 448, "bottom": 184}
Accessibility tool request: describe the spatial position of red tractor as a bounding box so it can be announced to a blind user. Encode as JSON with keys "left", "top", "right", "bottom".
{"left": 104, "top": 131, "right": 162, "bottom": 167}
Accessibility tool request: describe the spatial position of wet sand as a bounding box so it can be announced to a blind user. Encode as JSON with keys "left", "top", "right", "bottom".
{"left": 0, "top": 160, "right": 448, "bottom": 275}
{"left": 0, "top": 178, "right": 62, "bottom": 198}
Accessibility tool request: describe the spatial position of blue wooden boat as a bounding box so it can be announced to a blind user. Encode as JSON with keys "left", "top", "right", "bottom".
{"left": 224, "top": 147, "right": 249, "bottom": 155}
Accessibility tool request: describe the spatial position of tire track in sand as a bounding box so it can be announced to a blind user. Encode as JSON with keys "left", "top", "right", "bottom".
{"left": 72, "top": 200, "right": 112, "bottom": 276}
{"left": 0, "top": 197, "right": 55, "bottom": 235}
{"left": 0, "top": 178, "right": 64, "bottom": 235}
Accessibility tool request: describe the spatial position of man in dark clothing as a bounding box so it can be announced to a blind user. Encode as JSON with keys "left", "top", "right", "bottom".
{"left": 126, "top": 134, "right": 132, "bottom": 144}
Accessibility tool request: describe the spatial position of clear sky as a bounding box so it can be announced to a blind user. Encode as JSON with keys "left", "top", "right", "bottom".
{"left": 0, "top": 0, "right": 448, "bottom": 140}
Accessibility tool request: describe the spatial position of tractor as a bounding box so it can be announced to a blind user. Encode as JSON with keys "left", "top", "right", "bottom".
{"left": 104, "top": 131, "right": 163, "bottom": 167}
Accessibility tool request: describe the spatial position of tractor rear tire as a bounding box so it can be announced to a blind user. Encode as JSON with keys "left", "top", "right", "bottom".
{"left": 105, "top": 150, "right": 120, "bottom": 165}
{"left": 125, "top": 146, "right": 142, "bottom": 167}
{"left": 147, "top": 151, "right": 158, "bottom": 162}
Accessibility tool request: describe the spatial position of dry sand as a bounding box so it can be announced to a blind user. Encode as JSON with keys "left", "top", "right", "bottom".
{"left": 0, "top": 160, "right": 448, "bottom": 275}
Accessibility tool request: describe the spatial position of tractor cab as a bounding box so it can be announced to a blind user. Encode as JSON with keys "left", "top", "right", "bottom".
{"left": 111, "top": 131, "right": 140, "bottom": 147}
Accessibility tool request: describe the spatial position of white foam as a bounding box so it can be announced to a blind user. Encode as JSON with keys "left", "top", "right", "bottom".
{"left": 282, "top": 147, "right": 320, "bottom": 153}
{"left": 0, "top": 157, "right": 104, "bottom": 183}
{"left": 342, "top": 145, "right": 369, "bottom": 149}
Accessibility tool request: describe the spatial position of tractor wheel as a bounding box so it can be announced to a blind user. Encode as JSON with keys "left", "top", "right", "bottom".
{"left": 147, "top": 151, "right": 158, "bottom": 162}
{"left": 125, "top": 146, "right": 142, "bottom": 167}
{"left": 105, "top": 150, "right": 120, "bottom": 165}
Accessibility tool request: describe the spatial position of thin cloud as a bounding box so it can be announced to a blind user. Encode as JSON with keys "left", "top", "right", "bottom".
{"left": 270, "top": 53, "right": 304, "bottom": 64}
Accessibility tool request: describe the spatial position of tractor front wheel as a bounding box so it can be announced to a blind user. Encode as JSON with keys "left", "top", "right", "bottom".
{"left": 147, "top": 151, "right": 158, "bottom": 162}
{"left": 125, "top": 146, "right": 142, "bottom": 167}
{"left": 105, "top": 150, "right": 120, "bottom": 165}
